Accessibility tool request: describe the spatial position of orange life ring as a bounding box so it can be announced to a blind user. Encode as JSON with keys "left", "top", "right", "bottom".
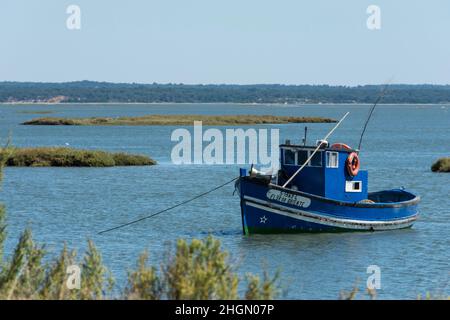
{"left": 346, "top": 152, "right": 360, "bottom": 177}
{"left": 331, "top": 143, "right": 352, "bottom": 151}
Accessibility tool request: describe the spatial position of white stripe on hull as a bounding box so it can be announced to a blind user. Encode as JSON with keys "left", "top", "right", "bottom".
{"left": 243, "top": 197, "right": 417, "bottom": 231}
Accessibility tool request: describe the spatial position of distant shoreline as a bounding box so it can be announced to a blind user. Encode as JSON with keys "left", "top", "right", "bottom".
{"left": 1, "top": 102, "right": 448, "bottom": 106}
{"left": 2, "top": 82, "right": 450, "bottom": 104}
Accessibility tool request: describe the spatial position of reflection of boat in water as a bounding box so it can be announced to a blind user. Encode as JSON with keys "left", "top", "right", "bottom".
{"left": 236, "top": 114, "right": 420, "bottom": 235}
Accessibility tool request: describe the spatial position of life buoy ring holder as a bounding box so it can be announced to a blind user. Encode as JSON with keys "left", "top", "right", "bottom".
{"left": 346, "top": 152, "right": 360, "bottom": 177}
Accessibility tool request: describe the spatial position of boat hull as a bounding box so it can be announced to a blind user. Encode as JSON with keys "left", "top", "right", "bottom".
{"left": 238, "top": 177, "right": 419, "bottom": 235}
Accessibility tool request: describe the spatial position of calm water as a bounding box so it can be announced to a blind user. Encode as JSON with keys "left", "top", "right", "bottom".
{"left": 0, "top": 103, "right": 449, "bottom": 299}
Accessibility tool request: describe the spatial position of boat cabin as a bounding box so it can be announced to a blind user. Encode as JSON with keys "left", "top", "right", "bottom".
{"left": 278, "top": 141, "right": 368, "bottom": 202}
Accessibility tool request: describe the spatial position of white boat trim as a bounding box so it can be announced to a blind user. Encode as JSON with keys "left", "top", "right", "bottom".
{"left": 243, "top": 196, "right": 417, "bottom": 230}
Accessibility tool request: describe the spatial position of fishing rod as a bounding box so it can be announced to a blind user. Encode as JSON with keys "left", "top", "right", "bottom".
{"left": 357, "top": 83, "right": 390, "bottom": 151}
{"left": 282, "top": 112, "right": 350, "bottom": 188}
{"left": 98, "top": 176, "right": 238, "bottom": 235}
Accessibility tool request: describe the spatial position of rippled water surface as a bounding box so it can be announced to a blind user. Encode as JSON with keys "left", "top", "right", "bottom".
{"left": 0, "top": 103, "right": 449, "bottom": 299}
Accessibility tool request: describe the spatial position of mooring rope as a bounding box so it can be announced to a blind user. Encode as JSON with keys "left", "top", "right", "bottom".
{"left": 98, "top": 176, "right": 239, "bottom": 235}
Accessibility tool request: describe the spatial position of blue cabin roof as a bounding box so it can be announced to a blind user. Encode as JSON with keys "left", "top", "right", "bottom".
{"left": 279, "top": 143, "right": 368, "bottom": 202}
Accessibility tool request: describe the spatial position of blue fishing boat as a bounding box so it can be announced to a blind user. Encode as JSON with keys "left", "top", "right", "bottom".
{"left": 236, "top": 113, "right": 420, "bottom": 235}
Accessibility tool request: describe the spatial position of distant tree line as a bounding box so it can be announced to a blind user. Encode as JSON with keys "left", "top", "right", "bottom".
{"left": 1, "top": 81, "right": 450, "bottom": 104}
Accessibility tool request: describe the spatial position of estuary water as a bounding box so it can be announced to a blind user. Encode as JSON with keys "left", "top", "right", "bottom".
{"left": 0, "top": 103, "right": 448, "bottom": 299}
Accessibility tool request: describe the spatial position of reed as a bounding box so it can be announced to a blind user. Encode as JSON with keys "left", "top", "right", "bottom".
{"left": 22, "top": 114, "right": 337, "bottom": 126}
{"left": 3, "top": 147, "right": 156, "bottom": 167}
{"left": 431, "top": 157, "right": 450, "bottom": 172}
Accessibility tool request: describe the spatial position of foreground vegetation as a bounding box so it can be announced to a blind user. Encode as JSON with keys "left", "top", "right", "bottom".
{"left": 431, "top": 157, "right": 450, "bottom": 172}
{"left": 0, "top": 227, "right": 278, "bottom": 300}
{"left": 2, "top": 81, "right": 450, "bottom": 104}
{"left": 22, "top": 114, "right": 336, "bottom": 126}
{"left": 3, "top": 147, "right": 156, "bottom": 167}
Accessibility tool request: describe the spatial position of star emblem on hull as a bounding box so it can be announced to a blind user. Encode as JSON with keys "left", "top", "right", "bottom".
{"left": 260, "top": 215, "right": 268, "bottom": 224}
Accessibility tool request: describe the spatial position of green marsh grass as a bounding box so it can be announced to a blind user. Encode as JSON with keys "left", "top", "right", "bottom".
{"left": 17, "top": 110, "right": 55, "bottom": 115}
{"left": 22, "top": 114, "right": 337, "bottom": 126}
{"left": 3, "top": 147, "right": 156, "bottom": 167}
{"left": 431, "top": 157, "right": 450, "bottom": 172}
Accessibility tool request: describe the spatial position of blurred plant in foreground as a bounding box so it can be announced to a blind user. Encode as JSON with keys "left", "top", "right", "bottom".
{"left": 0, "top": 220, "right": 278, "bottom": 300}
{"left": 125, "top": 236, "right": 279, "bottom": 300}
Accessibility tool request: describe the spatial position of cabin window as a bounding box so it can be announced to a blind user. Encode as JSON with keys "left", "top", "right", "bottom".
{"left": 284, "top": 149, "right": 296, "bottom": 165}
{"left": 345, "top": 181, "right": 362, "bottom": 192}
{"left": 309, "top": 151, "right": 322, "bottom": 167}
{"left": 296, "top": 150, "right": 309, "bottom": 166}
{"left": 326, "top": 151, "right": 339, "bottom": 168}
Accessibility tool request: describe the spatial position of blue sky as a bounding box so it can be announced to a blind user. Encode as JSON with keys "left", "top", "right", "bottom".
{"left": 1, "top": 0, "right": 449, "bottom": 85}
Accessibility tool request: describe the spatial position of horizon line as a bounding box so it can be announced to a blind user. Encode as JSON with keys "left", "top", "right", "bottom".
{"left": 1, "top": 80, "right": 450, "bottom": 87}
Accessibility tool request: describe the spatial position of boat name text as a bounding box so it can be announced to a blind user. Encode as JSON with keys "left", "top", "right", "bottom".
{"left": 266, "top": 190, "right": 311, "bottom": 208}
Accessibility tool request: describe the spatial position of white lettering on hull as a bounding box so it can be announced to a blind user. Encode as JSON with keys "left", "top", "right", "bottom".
{"left": 266, "top": 189, "right": 311, "bottom": 208}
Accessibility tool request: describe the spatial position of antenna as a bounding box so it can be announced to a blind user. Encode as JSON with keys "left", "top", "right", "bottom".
{"left": 302, "top": 126, "right": 308, "bottom": 146}
{"left": 357, "top": 83, "right": 390, "bottom": 151}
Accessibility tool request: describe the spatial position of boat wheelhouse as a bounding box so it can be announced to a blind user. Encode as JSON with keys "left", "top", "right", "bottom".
{"left": 237, "top": 138, "right": 420, "bottom": 235}
{"left": 278, "top": 142, "right": 368, "bottom": 202}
